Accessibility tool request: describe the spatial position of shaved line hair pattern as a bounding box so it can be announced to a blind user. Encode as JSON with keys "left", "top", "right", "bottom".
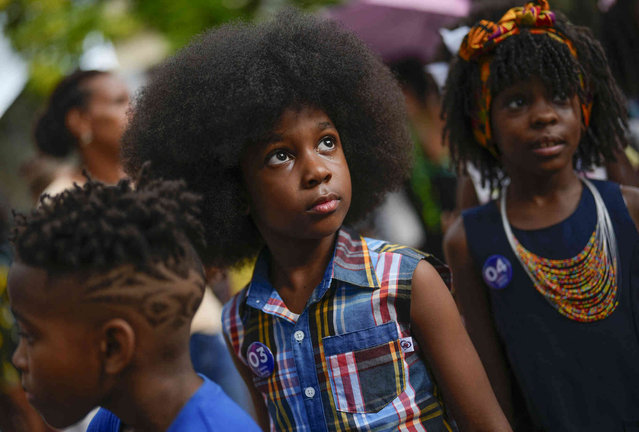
{"left": 11, "top": 167, "right": 207, "bottom": 329}
{"left": 84, "top": 264, "right": 205, "bottom": 328}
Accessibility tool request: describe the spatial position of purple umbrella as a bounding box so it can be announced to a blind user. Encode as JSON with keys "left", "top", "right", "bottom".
{"left": 324, "top": 0, "right": 470, "bottom": 63}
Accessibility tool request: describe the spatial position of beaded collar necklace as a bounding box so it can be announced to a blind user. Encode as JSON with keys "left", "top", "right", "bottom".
{"left": 500, "top": 177, "right": 618, "bottom": 322}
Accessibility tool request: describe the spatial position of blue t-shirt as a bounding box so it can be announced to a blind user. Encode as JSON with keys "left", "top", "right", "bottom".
{"left": 87, "top": 375, "right": 260, "bottom": 431}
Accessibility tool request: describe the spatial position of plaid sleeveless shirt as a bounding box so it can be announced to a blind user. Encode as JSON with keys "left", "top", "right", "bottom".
{"left": 222, "top": 228, "right": 455, "bottom": 431}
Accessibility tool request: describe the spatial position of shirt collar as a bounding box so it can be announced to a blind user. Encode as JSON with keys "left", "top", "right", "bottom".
{"left": 331, "top": 227, "right": 381, "bottom": 289}
{"left": 244, "top": 227, "right": 381, "bottom": 312}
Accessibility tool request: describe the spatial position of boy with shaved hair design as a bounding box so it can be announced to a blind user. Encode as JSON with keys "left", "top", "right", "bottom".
{"left": 8, "top": 171, "right": 260, "bottom": 432}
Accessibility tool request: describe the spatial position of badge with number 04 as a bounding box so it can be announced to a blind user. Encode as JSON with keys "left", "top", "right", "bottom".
{"left": 247, "top": 341, "right": 275, "bottom": 378}
{"left": 482, "top": 254, "right": 513, "bottom": 290}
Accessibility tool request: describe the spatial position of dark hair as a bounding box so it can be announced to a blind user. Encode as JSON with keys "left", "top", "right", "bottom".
{"left": 34, "top": 70, "right": 109, "bottom": 158}
{"left": 443, "top": 15, "right": 628, "bottom": 188}
{"left": 122, "top": 10, "right": 411, "bottom": 267}
{"left": 600, "top": 0, "right": 639, "bottom": 99}
{"left": 12, "top": 167, "right": 205, "bottom": 277}
{"left": 389, "top": 57, "right": 440, "bottom": 102}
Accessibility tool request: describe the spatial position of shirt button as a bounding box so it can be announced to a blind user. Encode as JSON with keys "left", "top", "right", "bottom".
{"left": 294, "top": 330, "right": 305, "bottom": 342}
{"left": 304, "top": 387, "right": 316, "bottom": 398}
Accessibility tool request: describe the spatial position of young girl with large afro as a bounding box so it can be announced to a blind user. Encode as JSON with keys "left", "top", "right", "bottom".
{"left": 122, "top": 10, "right": 511, "bottom": 431}
{"left": 122, "top": 10, "right": 411, "bottom": 268}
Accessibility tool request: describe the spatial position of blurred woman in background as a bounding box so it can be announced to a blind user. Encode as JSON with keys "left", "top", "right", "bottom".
{"left": 33, "top": 69, "right": 130, "bottom": 196}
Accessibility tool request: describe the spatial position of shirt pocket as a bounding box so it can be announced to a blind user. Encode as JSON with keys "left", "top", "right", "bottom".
{"left": 323, "top": 321, "right": 406, "bottom": 414}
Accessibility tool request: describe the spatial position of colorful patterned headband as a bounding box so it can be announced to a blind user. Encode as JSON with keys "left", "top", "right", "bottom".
{"left": 458, "top": 0, "right": 592, "bottom": 158}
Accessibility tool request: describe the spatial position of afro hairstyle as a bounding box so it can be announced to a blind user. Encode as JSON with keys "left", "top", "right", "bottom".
{"left": 12, "top": 167, "right": 205, "bottom": 279}
{"left": 122, "top": 10, "right": 411, "bottom": 267}
{"left": 443, "top": 13, "right": 628, "bottom": 189}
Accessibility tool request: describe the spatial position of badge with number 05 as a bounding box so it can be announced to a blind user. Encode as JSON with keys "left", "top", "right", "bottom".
{"left": 482, "top": 255, "right": 513, "bottom": 290}
{"left": 247, "top": 342, "right": 275, "bottom": 378}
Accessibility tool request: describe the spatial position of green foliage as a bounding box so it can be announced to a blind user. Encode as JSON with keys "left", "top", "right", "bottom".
{"left": 131, "top": 0, "right": 257, "bottom": 51}
{"left": 2, "top": 0, "right": 343, "bottom": 95}
{"left": 3, "top": 0, "right": 141, "bottom": 94}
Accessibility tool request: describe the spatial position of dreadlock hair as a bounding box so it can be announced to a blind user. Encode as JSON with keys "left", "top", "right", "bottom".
{"left": 443, "top": 13, "right": 628, "bottom": 189}
{"left": 12, "top": 166, "right": 205, "bottom": 279}
{"left": 34, "top": 69, "right": 109, "bottom": 158}
{"left": 122, "top": 9, "right": 411, "bottom": 268}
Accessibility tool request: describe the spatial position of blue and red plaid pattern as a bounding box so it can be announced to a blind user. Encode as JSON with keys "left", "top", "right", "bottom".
{"left": 327, "top": 351, "right": 364, "bottom": 412}
{"left": 326, "top": 334, "right": 405, "bottom": 413}
{"left": 222, "top": 228, "right": 454, "bottom": 432}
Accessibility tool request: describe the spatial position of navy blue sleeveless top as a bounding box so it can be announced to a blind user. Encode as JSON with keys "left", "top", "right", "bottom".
{"left": 463, "top": 180, "right": 639, "bottom": 431}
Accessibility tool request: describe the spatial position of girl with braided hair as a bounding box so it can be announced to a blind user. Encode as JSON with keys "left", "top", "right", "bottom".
{"left": 443, "top": 1, "right": 639, "bottom": 430}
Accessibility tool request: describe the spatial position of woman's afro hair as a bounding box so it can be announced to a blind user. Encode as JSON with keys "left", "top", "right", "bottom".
{"left": 122, "top": 10, "right": 411, "bottom": 267}
{"left": 443, "top": 14, "right": 628, "bottom": 189}
{"left": 12, "top": 166, "right": 205, "bottom": 277}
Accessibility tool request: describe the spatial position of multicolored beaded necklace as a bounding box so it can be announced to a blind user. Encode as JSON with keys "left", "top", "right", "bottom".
{"left": 500, "top": 178, "right": 619, "bottom": 322}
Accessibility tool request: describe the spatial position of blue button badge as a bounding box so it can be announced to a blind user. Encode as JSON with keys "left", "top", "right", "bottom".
{"left": 247, "top": 342, "right": 275, "bottom": 378}
{"left": 482, "top": 255, "right": 513, "bottom": 290}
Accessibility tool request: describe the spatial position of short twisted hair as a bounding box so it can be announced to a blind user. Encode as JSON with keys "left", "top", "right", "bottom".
{"left": 12, "top": 169, "right": 205, "bottom": 277}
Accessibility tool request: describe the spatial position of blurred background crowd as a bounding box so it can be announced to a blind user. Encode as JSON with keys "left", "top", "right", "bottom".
{"left": 1, "top": 0, "right": 639, "bottom": 430}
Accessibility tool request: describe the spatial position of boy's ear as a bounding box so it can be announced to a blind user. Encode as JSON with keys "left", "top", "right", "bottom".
{"left": 99, "top": 319, "right": 135, "bottom": 375}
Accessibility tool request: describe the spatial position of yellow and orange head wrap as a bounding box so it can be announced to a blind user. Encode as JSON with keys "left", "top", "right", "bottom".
{"left": 458, "top": 0, "right": 592, "bottom": 158}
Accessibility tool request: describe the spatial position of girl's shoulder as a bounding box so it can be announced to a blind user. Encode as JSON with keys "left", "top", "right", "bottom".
{"left": 362, "top": 234, "right": 451, "bottom": 291}
{"left": 588, "top": 178, "right": 639, "bottom": 234}
{"left": 454, "top": 200, "right": 503, "bottom": 255}
{"left": 620, "top": 184, "right": 639, "bottom": 233}
{"left": 460, "top": 199, "right": 500, "bottom": 226}
{"left": 364, "top": 236, "right": 430, "bottom": 261}
{"left": 443, "top": 216, "right": 468, "bottom": 260}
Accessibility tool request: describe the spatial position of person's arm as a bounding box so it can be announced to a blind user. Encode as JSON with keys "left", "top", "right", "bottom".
{"left": 442, "top": 217, "right": 515, "bottom": 424}
{"left": 224, "top": 335, "right": 270, "bottom": 431}
{"left": 455, "top": 174, "right": 480, "bottom": 211}
{"left": 606, "top": 147, "right": 639, "bottom": 187}
{"left": 621, "top": 185, "right": 639, "bottom": 231}
{"left": 410, "top": 255, "right": 511, "bottom": 431}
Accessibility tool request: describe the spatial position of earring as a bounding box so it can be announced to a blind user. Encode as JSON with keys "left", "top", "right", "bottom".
{"left": 80, "top": 131, "right": 93, "bottom": 147}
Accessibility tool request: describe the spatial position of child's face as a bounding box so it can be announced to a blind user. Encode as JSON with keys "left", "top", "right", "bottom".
{"left": 8, "top": 262, "right": 104, "bottom": 428}
{"left": 490, "top": 76, "right": 582, "bottom": 177}
{"left": 241, "top": 106, "right": 352, "bottom": 244}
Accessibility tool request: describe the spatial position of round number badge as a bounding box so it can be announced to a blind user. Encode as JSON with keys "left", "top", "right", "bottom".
{"left": 247, "top": 342, "right": 275, "bottom": 378}
{"left": 482, "top": 255, "right": 513, "bottom": 290}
